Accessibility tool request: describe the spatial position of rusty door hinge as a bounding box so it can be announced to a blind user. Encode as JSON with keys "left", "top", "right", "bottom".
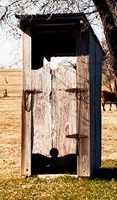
{"left": 66, "top": 134, "right": 88, "bottom": 139}
{"left": 24, "top": 89, "right": 42, "bottom": 94}
{"left": 65, "top": 88, "right": 88, "bottom": 93}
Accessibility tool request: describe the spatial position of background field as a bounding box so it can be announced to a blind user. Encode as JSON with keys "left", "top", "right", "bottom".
{"left": 0, "top": 70, "right": 22, "bottom": 177}
{"left": 0, "top": 70, "right": 117, "bottom": 178}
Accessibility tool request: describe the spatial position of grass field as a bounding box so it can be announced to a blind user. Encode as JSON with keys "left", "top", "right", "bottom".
{"left": 102, "top": 108, "right": 117, "bottom": 160}
{"left": 0, "top": 70, "right": 117, "bottom": 199}
{"left": 0, "top": 70, "right": 22, "bottom": 177}
{"left": 0, "top": 170, "right": 117, "bottom": 200}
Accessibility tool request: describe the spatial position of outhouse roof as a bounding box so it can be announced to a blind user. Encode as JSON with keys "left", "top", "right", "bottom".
{"left": 16, "top": 13, "right": 104, "bottom": 55}
{"left": 16, "top": 13, "right": 103, "bottom": 51}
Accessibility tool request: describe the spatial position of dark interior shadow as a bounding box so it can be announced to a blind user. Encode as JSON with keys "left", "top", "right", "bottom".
{"left": 31, "top": 148, "right": 77, "bottom": 175}
{"left": 94, "top": 167, "right": 117, "bottom": 180}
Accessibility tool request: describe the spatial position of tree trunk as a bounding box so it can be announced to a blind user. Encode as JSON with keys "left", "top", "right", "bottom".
{"left": 93, "top": 0, "right": 117, "bottom": 72}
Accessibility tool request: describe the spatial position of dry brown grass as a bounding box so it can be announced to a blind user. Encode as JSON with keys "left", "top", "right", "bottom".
{"left": 0, "top": 70, "right": 22, "bottom": 178}
{"left": 0, "top": 69, "right": 117, "bottom": 178}
{"left": 102, "top": 106, "right": 117, "bottom": 160}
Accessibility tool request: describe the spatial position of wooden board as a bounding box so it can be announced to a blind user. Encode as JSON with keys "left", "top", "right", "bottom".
{"left": 76, "top": 55, "right": 90, "bottom": 177}
{"left": 32, "top": 64, "right": 77, "bottom": 157}
{"left": 32, "top": 65, "right": 51, "bottom": 156}
{"left": 89, "top": 32, "right": 102, "bottom": 175}
{"left": 22, "top": 30, "right": 32, "bottom": 176}
{"left": 52, "top": 65, "right": 77, "bottom": 156}
{"left": 31, "top": 63, "right": 77, "bottom": 174}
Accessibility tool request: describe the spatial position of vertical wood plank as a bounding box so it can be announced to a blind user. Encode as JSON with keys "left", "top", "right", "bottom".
{"left": 52, "top": 65, "right": 77, "bottom": 156}
{"left": 31, "top": 65, "right": 51, "bottom": 156}
{"left": 95, "top": 41, "right": 102, "bottom": 169}
{"left": 89, "top": 32, "right": 102, "bottom": 175}
{"left": 21, "top": 29, "right": 32, "bottom": 176}
{"left": 76, "top": 54, "right": 90, "bottom": 177}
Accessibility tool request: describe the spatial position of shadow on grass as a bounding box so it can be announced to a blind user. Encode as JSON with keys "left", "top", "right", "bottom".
{"left": 95, "top": 167, "right": 117, "bottom": 180}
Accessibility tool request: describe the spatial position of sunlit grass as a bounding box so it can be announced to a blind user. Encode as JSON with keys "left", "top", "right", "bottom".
{"left": 0, "top": 160, "right": 117, "bottom": 200}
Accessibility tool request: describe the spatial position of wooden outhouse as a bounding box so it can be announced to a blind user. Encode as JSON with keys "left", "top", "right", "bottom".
{"left": 16, "top": 13, "right": 103, "bottom": 177}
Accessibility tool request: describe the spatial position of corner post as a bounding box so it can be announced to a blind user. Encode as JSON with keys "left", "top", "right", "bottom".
{"left": 21, "top": 28, "right": 32, "bottom": 176}
{"left": 76, "top": 55, "right": 91, "bottom": 177}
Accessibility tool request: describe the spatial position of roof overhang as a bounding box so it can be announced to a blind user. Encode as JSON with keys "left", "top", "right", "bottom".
{"left": 16, "top": 13, "right": 104, "bottom": 56}
{"left": 16, "top": 13, "right": 87, "bottom": 32}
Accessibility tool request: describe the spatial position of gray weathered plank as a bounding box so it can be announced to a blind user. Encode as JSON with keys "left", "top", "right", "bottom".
{"left": 52, "top": 65, "right": 77, "bottom": 156}
{"left": 21, "top": 29, "right": 32, "bottom": 176}
{"left": 32, "top": 65, "right": 51, "bottom": 156}
{"left": 76, "top": 55, "right": 90, "bottom": 177}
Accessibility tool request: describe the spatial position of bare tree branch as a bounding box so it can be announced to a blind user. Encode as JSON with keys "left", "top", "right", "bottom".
{"left": 0, "top": 0, "right": 116, "bottom": 81}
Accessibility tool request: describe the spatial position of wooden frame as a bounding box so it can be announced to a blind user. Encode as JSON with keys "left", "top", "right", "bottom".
{"left": 17, "top": 13, "right": 103, "bottom": 178}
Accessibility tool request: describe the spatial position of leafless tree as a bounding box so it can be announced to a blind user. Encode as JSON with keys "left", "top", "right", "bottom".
{"left": 0, "top": 0, "right": 100, "bottom": 36}
{"left": 0, "top": 0, "right": 117, "bottom": 82}
{"left": 102, "top": 40, "right": 115, "bottom": 92}
{"left": 91, "top": 0, "right": 117, "bottom": 94}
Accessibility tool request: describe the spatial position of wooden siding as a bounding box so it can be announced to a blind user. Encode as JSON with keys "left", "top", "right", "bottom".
{"left": 22, "top": 30, "right": 32, "bottom": 176}
{"left": 21, "top": 25, "right": 103, "bottom": 177}
{"left": 76, "top": 55, "right": 90, "bottom": 177}
{"left": 32, "top": 64, "right": 77, "bottom": 157}
{"left": 31, "top": 65, "right": 51, "bottom": 156}
{"left": 52, "top": 66, "right": 77, "bottom": 156}
{"left": 89, "top": 32, "right": 102, "bottom": 176}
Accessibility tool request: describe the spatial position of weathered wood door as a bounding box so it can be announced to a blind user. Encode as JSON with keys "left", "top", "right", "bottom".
{"left": 31, "top": 64, "right": 77, "bottom": 174}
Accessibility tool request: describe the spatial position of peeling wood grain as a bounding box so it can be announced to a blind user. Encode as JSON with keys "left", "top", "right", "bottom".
{"left": 21, "top": 29, "right": 32, "bottom": 176}
{"left": 52, "top": 66, "right": 77, "bottom": 156}
{"left": 32, "top": 65, "right": 51, "bottom": 156}
{"left": 76, "top": 55, "right": 90, "bottom": 177}
{"left": 32, "top": 64, "right": 77, "bottom": 158}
